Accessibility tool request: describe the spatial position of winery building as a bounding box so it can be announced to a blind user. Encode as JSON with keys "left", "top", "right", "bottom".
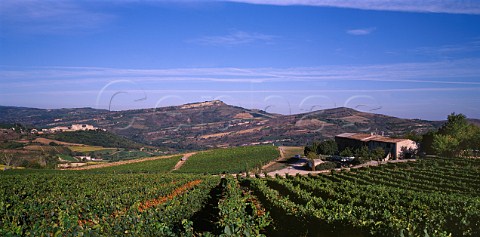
{"left": 335, "top": 133, "right": 417, "bottom": 160}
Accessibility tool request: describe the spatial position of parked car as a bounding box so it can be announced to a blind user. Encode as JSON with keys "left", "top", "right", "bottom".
{"left": 328, "top": 155, "right": 355, "bottom": 163}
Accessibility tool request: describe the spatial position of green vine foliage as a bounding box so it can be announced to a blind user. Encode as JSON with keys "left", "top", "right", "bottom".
{"left": 218, "top": 176, "right": 271, "bottom": 237}
{"left": 1, "top": 157, "right": 479, "bottom": 236}
{"left": 248, "top": 157, "right": 479, "bottom": 237}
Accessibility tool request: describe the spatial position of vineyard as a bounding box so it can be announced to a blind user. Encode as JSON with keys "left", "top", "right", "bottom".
{"left": 248, "top": 157, "right": 480, "bottom": 237}
{"left": 1, "top": 157, "right": 479, "bottom": 236}
{"left": 175, "top": 145, "right": 279, "bottom": 174}
{"left": 89, "top": 155, "right": 182, "bottom": 173}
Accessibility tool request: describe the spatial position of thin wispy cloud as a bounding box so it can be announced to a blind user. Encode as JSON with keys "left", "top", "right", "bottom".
{"left": 2, "top": 58, "right": 480, "bottom": 88}
{"left": 189, "top": 30, "right": 277, "bottom": 46}
{"left": 412, "top": 40, "right": 480, "bottom": 57}
{"left": 346, "top": 27, "right": 376, "bottom": 36}
{"left": 226, "top": 0, "right": 480, "bottom": 15}
{"left": 4, "top": 87, "right": 479, "bottom": 96}
{"left": 0, "top": 0, "right": 114, "bottom": 34}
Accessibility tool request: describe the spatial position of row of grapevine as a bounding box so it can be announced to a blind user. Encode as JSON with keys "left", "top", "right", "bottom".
{"left": 348, "top": 158, "right": 480, "bottom": 196}
{"left": 175, "top": 145, "right": 279, "bottom": 174}
{"left": 0, "top": 172, "right": 220, "bottom": 236}
{"left": 2, "top": 157, "right": 479, "bottom": 236}
{"left": 247, "top": 158, "right": 480, "bottom": 236}
{"left": 216, "top": 176, "right": 271, "bottom": 236}
{"left": 0, "top": 171, "right": 276, "bottom": 236}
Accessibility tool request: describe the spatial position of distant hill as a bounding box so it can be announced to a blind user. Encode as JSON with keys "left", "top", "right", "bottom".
{"left": 0, "top": 106, "right": 107, "bottom": 126}
{"left": 0, "top": 101, "right": 444, "bottom": 150}
{"left": 468, "top": 118, "right": 480, "bottom": 127}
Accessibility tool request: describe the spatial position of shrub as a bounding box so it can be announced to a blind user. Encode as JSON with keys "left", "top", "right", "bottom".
{"left": 351, "top": 157, "right": 368, "bottom": 165}
{"left": 315, "top": 161, "right": 338, "bottom": 171}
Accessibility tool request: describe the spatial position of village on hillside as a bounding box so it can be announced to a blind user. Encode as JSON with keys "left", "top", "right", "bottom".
{"left": 32, "top": 124, "right": 104, "bottom": 134}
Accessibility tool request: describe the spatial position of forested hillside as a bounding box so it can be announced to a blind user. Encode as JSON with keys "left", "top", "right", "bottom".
{"left": 46, "top": 130, "right": 144, "bottom": 149}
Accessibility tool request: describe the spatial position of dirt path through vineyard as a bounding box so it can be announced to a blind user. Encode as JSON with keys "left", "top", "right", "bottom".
{"left": 173, "top": 152, "right": 197, "bottom": 170}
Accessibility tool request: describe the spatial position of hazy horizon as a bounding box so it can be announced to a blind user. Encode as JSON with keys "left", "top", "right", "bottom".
{"left": 1, "top": 1, "right": 480, "bottom": 120}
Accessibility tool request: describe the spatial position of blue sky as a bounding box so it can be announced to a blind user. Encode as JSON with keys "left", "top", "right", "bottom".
{"left": 1, "top": 0, "right": 480, "bottom": 120}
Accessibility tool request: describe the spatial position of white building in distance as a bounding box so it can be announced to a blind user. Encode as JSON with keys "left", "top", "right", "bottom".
{"left": 45, "top": 124, "right": 101, "bottom": 133}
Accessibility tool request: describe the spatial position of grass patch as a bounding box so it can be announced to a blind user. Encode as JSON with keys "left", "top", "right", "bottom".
{"left": 101, "top": 150, "right": 155, "bottom": 161}
{"left": 281, "top": 146, "right": 304, "bottom": 158}
{"left": 176, "top": 145, "right": 279, "bottom": 174}
{"left": 57, "top": 154, "right": 77, "bottom": 162}
{"left": 0, "top": 165, "right": 25, "bottom": 170}
{"left": 86, "top": 161, "right": 105, "bottom": 166}
{"left": 68, "top": 146, "right": 115, "bottom": 152}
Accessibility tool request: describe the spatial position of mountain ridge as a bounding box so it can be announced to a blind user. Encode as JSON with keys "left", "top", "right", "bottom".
{"left": 0, "top": 101, "right": 447, "bottom": 150}
{"left": 0, "top": 103, "right": 443, "bottom": 121}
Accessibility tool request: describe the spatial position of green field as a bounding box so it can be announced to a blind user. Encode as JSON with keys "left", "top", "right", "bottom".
{"left": 1, "top": 157, "right": 479, "bottom": 236}
{"left": 57, "top": 154, "right": 77, "bottom": 162}
{"left": 175, "top": 145, "right": 280, "bottom": 174}
{"left": 100, "top": 150, "right": 160, "bottom": 161}
{"left": 68, "top": 146, "right": 116, "bottom": 152}
{"left": 90, "top": 156, "right": 181, "bottom": 173}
